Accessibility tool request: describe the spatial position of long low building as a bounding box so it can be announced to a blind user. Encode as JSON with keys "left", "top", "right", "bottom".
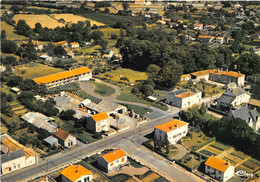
{"left": 33, "top": 67, "right": 92, "bottom": 89}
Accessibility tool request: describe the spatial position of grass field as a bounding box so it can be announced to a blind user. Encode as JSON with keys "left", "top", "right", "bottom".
{"left": 13, "top": 62, "right": 64, "bottom": 79}
{"left": 26, "top": 6, "right": 57, "bottom": 12}
{"left": 90, "top": 81, "right": 115, "bottom": 97}
{"left": 97, "top": 68, "right": 148, "bottom": 83}
{"left": 119, "top": 103, "right": 152, "bottom": 116}
{"left": 1, "top": 22, "right": 27, "bottom": 41}
{"left": 51, "top": 14, "right": 105, "bottom": 26}
{"left": 117, "top": 92, "right": 168, "bottom": 111}
{"left": 13, "top": 14, "right": 64, "bottom": 28}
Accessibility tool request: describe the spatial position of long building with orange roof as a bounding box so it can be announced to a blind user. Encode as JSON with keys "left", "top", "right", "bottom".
{"left": 205, "top": 156, "right": 235, "bottom": 182}
{"left": 166, "top": 89, "right": 202, "bottom": 109}
{"left": 154, "top": 119, "right": 189, "bottom": 144}
{"left": 97, "top": 148, "right": 128, "bottom": 173}
{"left": 0, "top": 134, "right": 38, "bottom": 175}
{"left": 33, "top": 67, "right": 92, "bottom": 89}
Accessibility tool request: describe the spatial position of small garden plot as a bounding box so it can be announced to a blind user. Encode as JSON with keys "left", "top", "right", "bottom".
{"left": 199, "top": 149, "right": 217, "bottom": 157}
{"left": 230, "top": 151, "right": 249, "bottom": 160}
{"left": 221, "top": 153, "right": 244, "bottom": 166}
{"left": 241, "top": 159, "right": 260, "bottom": 173}
{"left": 110, "top": 174, "right": 132, "bottom": 182}
{"left": 142, "top": 172, "right": 160, "bottom": 182}
{"left": 203, "top": 145, "right": 223, "bottom": 156}
{"left": 119, "top": 103, "right": 152, "bottom": 116}
{"left": 210, "top": 142, "right": 232, "bottom": 151}
{"left": 177, "top": 153, "right": 203, "bottom": 171}
{"left": 222, "top": 157, "right": 237, "bottom": 166}
{"left": 182, "top": 130, "right": 211, "bottom": 151}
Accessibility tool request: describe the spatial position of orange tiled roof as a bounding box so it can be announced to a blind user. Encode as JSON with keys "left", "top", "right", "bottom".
{"left": 216, "top": 37, "right": 224, "bottom": 39}
{"left": 70, "top": 42, "right": 79, "bottom": 45}
{"left": 100, "top": 149, "right": 127, "bottom": 163}
{"left": 193, "top": 23, "right": 203, "bottom": 27}
{"left": 33, "top": 67, "right": 91, "bottom": 85}
{"left": 176, "top": 91, "right": 196, "bottom": 98}
{"left": 1, "top": 136, "right": 36, "bottom": 159}
{"left": 181, "top": 74, "right": 191, "bottom": 78}
{"left": 53, "top": 41, "right": 67, "bottom": 45}
{"left": 205, "top": 156, "right": 231, "bottom": 173}
{"left": 92, "top": 112, "right": 109, "bottom": 122}
{"left": 211, "top": 71, "right": 244, "bottom": 78}
{"left": 61, "top": 165, "right": 92, "bottom": 181}
{"left": 54, "top": 128, "right": 72, "bottom": 141}
{"left": 191, "top": 69, "right": 217, "bottom": 77}
{"left": 198, "top": 35, "right": 214, "bottom": 39}
{"left": 154, "top": 119, "right": 188, "bottom": 132}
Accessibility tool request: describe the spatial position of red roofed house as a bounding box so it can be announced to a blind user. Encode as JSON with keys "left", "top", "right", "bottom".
{"left": 209, "top": 70, "right": 245, "bottom": 87}
{"left": 154, "top": 119, "right": 189, "bottom": 145}
{"left": 33, "top": 67, "right": 92, "bottom": 89}
{"left": 97, "top": 149, "right": 128, "bottom": 173}
{"left": 86, "top": 112, "right": 110, "bottom": 133}
{"left": 60, "top": 165, "right": 93, "bottom": 182}
{"left": 166, "top": 89, "right": 202, "bottom": 109}
{"left": 205, "top": 156, "right": 235, "bottom": 182}
{"left": 54, "top": 128, "right": 76, "bottom": 148}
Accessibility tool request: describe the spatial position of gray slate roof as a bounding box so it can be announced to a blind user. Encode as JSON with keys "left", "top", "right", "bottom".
{"left": 44, "top": 136, "right": 58, "bottom": 146}
{"left": 218, "top": 88, "right": 247, "bottom": 105}
{"left": 0, "top": 149, "right": 25, "bottom": 163}
{"left": 230, "top": 106, "right": 259, "bottom": 122}
{"left": 232, "top": 87, "right": 246, "bottom": 96}
{"left": 167, "top": 89, "right": 187, "bottom": 96}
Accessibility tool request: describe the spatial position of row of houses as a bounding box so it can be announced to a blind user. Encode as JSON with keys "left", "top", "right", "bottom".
{"left": 180, "top": 69, "right": 245, "bottom": 87}
{"left": 0, "top": 134, "right": 38, "bottom": 175}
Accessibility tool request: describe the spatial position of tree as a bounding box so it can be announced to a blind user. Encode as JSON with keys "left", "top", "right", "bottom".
{"left": 54, "top": 45, "right": 67, "bottom": 57}
{"left": 122, "top": 2, "right": 129, "bottom": 11}
{"left": 60, "top": 109, "right": 76, "bottom": 121}
{"left": 19, "top": 79, "right": 39, "bottom": 91}
{"left": 157, "top": 61, "right": 183, "bottom": 88}
{"left": 104, "top": 8, "right": 110, "bottom": 14}
{"left": 16, "top": 20, "right": 35, "bottom": 37}
{"left": 1, "top": 30, "right": 6, "bottom": 41}
{"left": 7, "top": 75, "right": 23, "bottom": 87}
{"left": 1, "top": 40, "right": 17, "bottom": 53}
{"left": 16, "top": 46, "right": 26, "bottom": 59}
{"left": 200, "top": 102, "right": 208, "bottom": 115}
{"left": 111, "top": 33, "right": 118, "bottom": 40}
{"left": 34, "top": 22, "right": 43, "bottom": 33}
{"left": 120, "top": 76, "right": 129, "bottom": 84}
{"left": 146, "top": 64, "right": 161, "bottom": 80}
{"left": 236, "top": 53, "right": 260, "bottom": 76}
{"left": 141, "top": 84, "right": 154, "bottom": 97}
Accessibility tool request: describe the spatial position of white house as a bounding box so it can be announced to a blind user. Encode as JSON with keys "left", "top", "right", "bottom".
{"left": 103, "top": 49, "right": 114, "bottom": 59}
{"left": 70, "top": 42, "right": 79, "bottom": 49}
{"left": 39, "top": 55, "right": 52, "bottom": 62}
{"left": 97, "top": 149, "right": 128, "bottom": 173}
{"left": 205, "top": 156, "right": 235, "bottom": 182}
{"left": 60, "top": 165, "right": 93, "bottom": 182}
{"left": 166, "top": 90, "right": 202, "bottom": 109}
{"left": 217, "top": 87, "right": 250, "bottom": 109}
{"left": 86, "top": 112, "right": 110, "bottom": 133}
{"left": 54, "top": 128, "right": 77, "bottom": 148}
{"left": 216, "top": 37, "right": 224, "bottom": 44}
{"left": 228, "top": 106, "right": 260, "bottom": 131}
{"left": 154, "top": 119, "right": 189, "bottom": 145}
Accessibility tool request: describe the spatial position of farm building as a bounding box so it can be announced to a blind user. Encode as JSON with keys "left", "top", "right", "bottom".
{"left": 166, "top": 89, "right": 202, "bottom": 109}
{"left": 86, "top": 112, "right": 110, "bottom": 133}
{"left": 0, "top": 134, "right": 38, "bottom": 175}
{"left": 205, "top": 156, "right": 235, "bottom": 182}
{"left": 103, "top": 49, "right": 114, "bottom": 59}
{"left": 70, "top": 42, "right": 79, "bottom": 49}
{"left": 44, "top": 136, "right": 59, "bottom": 147}
{"left": 39, "top": 55, "right": 52, "bottom": 62}
{"left": 60, "top": 165, "right": 93, "bottom": 182}
{"left": 79, "top": 99, "right": 127, "bottom": 117}
{"left": 33, "top": 67, "right": 92, "bottom": 89}
{"left": 21, "top": 112, "right": 57, "bottom": 133}
{"left": 198, "top": 35, "right": 214, "bottom": 43}
{"left": 53, "top": 41, "right": 68, "bottom": 47}
{"left": 209, "top": 70, "right": 245, "bottom": 87}
{"left": 154, "top": 119, "right": 189, "bottom": 145}
{"left": 97, "top": 149, "right": 128, "bottom": 173}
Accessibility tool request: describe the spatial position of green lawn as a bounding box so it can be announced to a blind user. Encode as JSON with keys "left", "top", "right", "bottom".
{"left": 97, "top": 68, "right": 148, "bottom": 83}
{"left": 13, "top": 62, "right": 64, "bottom": 79}
{"left": 76, "top": 90, "right": 101, "bottom": 102}
{"left": 117, "top": 92, "right": 168, "bottom": 111}
{"left": 90, "top": 82, "right": 115, "bottom": 97}
{"left": 1, "top": 21, "right": 26, "bottom": 41}
{"left": 119, "top": 103, "right": 152, "bottom": 116}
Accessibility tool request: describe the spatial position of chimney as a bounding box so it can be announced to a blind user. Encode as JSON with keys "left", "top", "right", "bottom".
{"left": 217, "top": 68, "right": 220, "bottom": 73}
{"left": 221, "top": 68, "right": 223, "bottom": 71}
{"left": 226, "top": 69, "right": 228, "bottom": 72}
{"left": 176, "top": 123, "right": 178, "bottom": 128}
{"left": 75, "top": 165, "right": 79, "bottom": 173}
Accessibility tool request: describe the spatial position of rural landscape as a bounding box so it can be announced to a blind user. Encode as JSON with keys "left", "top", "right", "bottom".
{"left": 1, "top": 1, "right": 260, "bottom": 182}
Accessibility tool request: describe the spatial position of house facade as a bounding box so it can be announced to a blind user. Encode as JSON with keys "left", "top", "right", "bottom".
{"left": 154, "top": 119, "right": 189, "bottom": 145}
{"left": 70, "top": 42, "right": 79, "bottom": 49}
{"left": 97, "top": 149, "right": 128, "bottom": 173}
{"left": 33, "top": 67, "right": 92, "bottom": 89}
{"left": 209, "top": 71, "right": 245, "bottom": 86}
{"left": 86, "top": 112, "right": 110, "bottom": 133}
{"left": 61, "top": 165, "right": 93, "bottom": 182}
{"left": 180, "top": 74, "right": 191, "bottom": 81}
{"left": 228, "top": 106, "right": 260, "bottom": 131}
{"left": 217, "top": 87, "right": 250, "bottom": 109}
{"left": 54, "top": 128, "right": 77, "bottom": 148}
{"left": 166, "top": 90, "right": 202, "bottom": 109}
{"left": 1, "top": 134, "right": 38, "bottom": 175}
{"left": 198, "top": 35, "right": 214, "bottom": 43}
{"left": 205, "top": 156, "right": 235, "bottom": 182}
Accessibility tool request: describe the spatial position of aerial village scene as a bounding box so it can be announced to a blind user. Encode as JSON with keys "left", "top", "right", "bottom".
{"left": 0, "top": 0, "right": 260, "bottom": 182}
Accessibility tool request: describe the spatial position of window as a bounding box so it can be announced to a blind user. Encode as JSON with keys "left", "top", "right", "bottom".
{"left": 121, "top": 158, "right": 125, "bottom": 162}
{"left": 110, "top": 162, "right": 114, "bottom": 166}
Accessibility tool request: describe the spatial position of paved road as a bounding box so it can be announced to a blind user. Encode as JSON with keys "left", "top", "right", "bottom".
{"left": 2, "top": 113, "right": 205, "bottom": 182}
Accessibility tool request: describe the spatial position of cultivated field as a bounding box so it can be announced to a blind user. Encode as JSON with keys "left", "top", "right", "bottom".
{"left": 13, "top": 14, "right": 64, "bottom": 28}
{"left": 52, "top": 14, "right": 105, "bottom": 26}
{"left": 13, "top": 62, "right": 64, "bottom": 79}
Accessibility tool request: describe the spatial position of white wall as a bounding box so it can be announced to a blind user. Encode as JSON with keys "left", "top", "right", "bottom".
{"left": 79, "top": 72, "right": 92, "bottom": 81}
{"left": 1, "top": 156, "right": 26, "bottom": 174}
{"left": 64, "top": 135, "right": 77, "bottom": 148}
{"left": 231, "top": 93, "right": 250, "bottom": 106}
{"left": 96, "top": 119, "right": 110, "bottom": 133}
